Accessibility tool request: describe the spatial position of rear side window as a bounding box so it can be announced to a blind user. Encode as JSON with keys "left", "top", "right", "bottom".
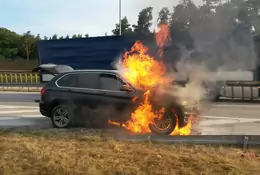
{"left": 99, "top": 74, "right": 125, "bottom": 91}
{"left": 56, "top": 74, "right": 77, "bottom": 87}
{"left": 75, "top": 73, "right": 99, "bottom": 89}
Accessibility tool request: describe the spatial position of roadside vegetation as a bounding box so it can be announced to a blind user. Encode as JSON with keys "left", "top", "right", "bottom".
{"left": 0, "top": 128, "right": 259, "bottom": 175}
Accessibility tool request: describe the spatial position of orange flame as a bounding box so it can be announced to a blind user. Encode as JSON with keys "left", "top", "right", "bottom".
{"left": 108, "top": 24, "right": 198, "bottom": 135}
{"left": 121, "top": 41, "right": 166, "bottom": 90}
{"left": 124, "top": 90, "right": 165, "bottom": 133}
{"left": 155, "top": 23, "right": 171, "bottom": 58}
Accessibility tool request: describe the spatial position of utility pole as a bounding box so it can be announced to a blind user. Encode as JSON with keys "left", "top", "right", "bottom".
{"left": 119, "top": 0, "right": 122, "bottom": 35}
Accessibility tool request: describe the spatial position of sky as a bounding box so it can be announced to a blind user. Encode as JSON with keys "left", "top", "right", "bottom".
{"left": 1, "top": 0, "right": 203, "bottom": 38}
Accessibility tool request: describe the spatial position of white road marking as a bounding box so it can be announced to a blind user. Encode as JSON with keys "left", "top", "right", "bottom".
{"left": 0, "top": 115, "right": 44, "bottom": 120}
{"left": 0, "top": 117, "right": 20, "bottom": 120}
{"left": 201, "top": 115, "right": 260, "bottom": 121}
{"left": 0, "top": 109, "right": 39, "bottom": 114}
{"left": 199, "top": 119, "right": 260, "bottom": 126}
{"left": 0, "top": 105, "right": 38, "bottom": 109}
{"left": 198, "top": 115, "right": 260, "bottom": 126}
{"left": 0, "top": 91, "right": 39, "bottom": 94}
{"left": 210, "top": 104, "right": 260, "bottom": 109}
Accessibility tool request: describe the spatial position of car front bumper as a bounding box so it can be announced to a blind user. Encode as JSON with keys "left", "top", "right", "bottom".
{"left": 182, "top": 104, "right": 200, "bottom": 124}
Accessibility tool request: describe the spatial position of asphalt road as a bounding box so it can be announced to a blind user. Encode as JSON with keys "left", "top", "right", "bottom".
{"left": 0, "top": 92, "right": 40, "bottom": 102}
{"left": 0, "top": 92, "right": 259, "bottom": 135}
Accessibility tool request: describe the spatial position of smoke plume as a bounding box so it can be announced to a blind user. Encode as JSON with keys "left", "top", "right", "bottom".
{"left": 167, "top": 0, "right": 258, "bottom": 104}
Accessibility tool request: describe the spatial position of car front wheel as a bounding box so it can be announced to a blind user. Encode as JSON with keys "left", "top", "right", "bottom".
{"left": 148, "top": 108, "right": 177, "bottom": 135}
{"left": 51, "top": 105, "right": 72, "bottom": 128}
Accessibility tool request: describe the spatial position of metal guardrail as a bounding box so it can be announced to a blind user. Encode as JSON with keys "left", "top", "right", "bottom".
{"left": 226, "top": 81, "right": 260, "bottom": 86}
{"left": 115, "top": 135, "right": 260, "bottom": 148}
{"left": 0, "top": 72, "right": 40, "bottom": 84}
{"left": 0, "top": 71, "right": 42, "bottom": 91}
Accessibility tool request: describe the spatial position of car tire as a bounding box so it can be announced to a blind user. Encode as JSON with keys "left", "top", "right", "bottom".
{"left": 51, "top": 104, "right": 73, "bottom": 128}
{"left": 148, "top": 107, "right": 177, "bottom": 135}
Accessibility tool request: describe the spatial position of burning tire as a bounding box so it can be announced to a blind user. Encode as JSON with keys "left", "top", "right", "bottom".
{"left": 148, "top": 107, "right": 179, "bottom": 135}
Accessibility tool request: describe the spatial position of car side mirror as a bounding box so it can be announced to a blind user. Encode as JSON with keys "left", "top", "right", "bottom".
{"left": 120, "top": 84, "right": 132, "bottom": 92}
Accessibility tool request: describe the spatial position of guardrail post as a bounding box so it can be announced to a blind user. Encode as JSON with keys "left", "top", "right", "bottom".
{"left": 231, "top": 85, "right": 234, "bottom": 99}
{"left": 4, "top": 74, "right": 7, "bottom": 84}
{"left": 15, "top": 73, "right": 17, "bottom": 83}
{"left": 243, "top": 136, "right": 249, "bottom": 149}
{"left": 30, "top": 74, "right": 33, "bottom": 84}
{"left": 24, "top": 74, "right": 27, "bottom": 83}
{"left": 250, "top": 86, "right": 253, "bottom": 100}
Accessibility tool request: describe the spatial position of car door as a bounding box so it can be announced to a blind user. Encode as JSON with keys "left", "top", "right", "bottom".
{"left": 54, "top": 73, "right": 84, "bottom": 118}
{"left": 97, "top": 73, "right": 137, "bottom": 122}
{"left": 68, "top": 72, "right": 105, "bottom": 121}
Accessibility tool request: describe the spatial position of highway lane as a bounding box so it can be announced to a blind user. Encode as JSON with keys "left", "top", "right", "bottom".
{"left": 0, "top": 102, "right": 51, "bottom": 128}
{"left": 0, "top": 101, "right": 259, "bottom": 135}
{"left": 0, "top": 92, "right": 259, "bottom": 135}
{"left": 0, "top": 92, "right": 40, "bottom": 102}
{"left": 194, "top": 102, "right": 260, "bottom": 135}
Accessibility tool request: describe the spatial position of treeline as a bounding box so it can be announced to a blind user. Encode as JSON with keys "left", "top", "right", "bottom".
{"left": 1, "top": 0, "right": 260, "bottom": 62}
{"left": 0, "top": 29, "right": 89, "bottom": 61}
{"left": 113, "top": 0, "right": 260, "bottom": 48}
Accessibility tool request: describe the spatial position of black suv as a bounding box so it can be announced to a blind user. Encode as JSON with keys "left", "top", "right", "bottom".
{"left": 34, "top": 65, "right": 198, "bottom": 135}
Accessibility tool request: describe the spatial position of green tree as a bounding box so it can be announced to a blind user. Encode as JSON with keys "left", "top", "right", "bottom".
{"left": 51, "top": 34, "right": 58, "bottom": 40}
{"left": 112, "top": 16, "right": 133, "bottom": 35}
{"left": 157, "top": 7, "right": 171, "bottom": 25}
{"left": 0, "top": 28, "right": 19, "bottom": 58}
{"left": 132, "top": 7, "right": 153, "bottom": 34}
{"left": 19, "top": 31, "right": 36, "bottom": 60}
{"left": 85, "top": 34, "right": 89, "bottom": 37}
{"left": 169, "top": 0, "right": 197, "bottom": 49}
{"left": 72, "top": 34, "right": 77, "bottom": 38}
{"left": 65, "top": 35, "right": 70, "bottom": 39}
{"left": 243, "top": 0, "right": 260, "bottom": 34}
{"left": 170, "top": 0, "right": 198, "bottom": 31}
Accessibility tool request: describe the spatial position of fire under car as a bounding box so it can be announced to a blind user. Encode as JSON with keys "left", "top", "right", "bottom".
{"left": 33, "top": 64, "right": 199, "bottom": 135}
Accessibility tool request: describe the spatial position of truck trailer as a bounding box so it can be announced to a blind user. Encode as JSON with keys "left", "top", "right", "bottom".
{"left": 36, "top": 34, "right": 260, "bottom": 101}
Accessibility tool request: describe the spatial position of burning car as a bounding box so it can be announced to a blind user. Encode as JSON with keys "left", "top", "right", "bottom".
{"left": 36, "top": 40, "right": 199, "bottom": 135}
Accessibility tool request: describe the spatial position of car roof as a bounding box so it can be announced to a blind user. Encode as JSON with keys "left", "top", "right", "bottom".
{"left": 70, "top": 69, "right": 120, "bottom": 74}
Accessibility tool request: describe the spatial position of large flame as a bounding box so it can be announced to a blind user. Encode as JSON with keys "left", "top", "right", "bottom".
{"left": 121, "top": 40, "right": 166, "bottom": 90}
{"left": 109, "top": 24, "right": 197, "bottom": 135}
{"left": 118, "top": 41, "right": 166, "bottom": 133}
{"left": 155, "top": 23, "right": 171, "bottom": 58}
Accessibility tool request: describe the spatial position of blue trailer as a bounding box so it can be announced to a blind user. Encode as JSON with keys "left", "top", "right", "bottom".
{"left": 37, "top": 34, "right": 157, "bottom": 69}
{"left": 36, "top": 34, "right": 260, "bottom": 100}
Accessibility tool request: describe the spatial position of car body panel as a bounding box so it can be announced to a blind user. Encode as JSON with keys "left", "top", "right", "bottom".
{"left": 39, "top": 69, "right": 192, "bottom": 128}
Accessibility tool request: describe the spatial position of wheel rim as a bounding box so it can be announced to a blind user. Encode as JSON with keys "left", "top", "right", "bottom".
{"left": 153, "top": 117, "right": 172, "bottom": 130}
{"left": 53, "top": 107, "right": 69, "bottom": 127}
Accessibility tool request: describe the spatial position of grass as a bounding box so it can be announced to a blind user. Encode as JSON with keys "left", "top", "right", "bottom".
{"left": 0, "top": 128, "right": 260, "bottom": 175}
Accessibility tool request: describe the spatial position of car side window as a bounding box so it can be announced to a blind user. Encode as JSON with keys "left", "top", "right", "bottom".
{"left": 99, "top": 74, "right": 124, "bottom": 91}
{"left": 56, "top": 74, "right": 77, "bottom": 87}
{"left": 75, "top": 73, "right": 99, "bottom": 89}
